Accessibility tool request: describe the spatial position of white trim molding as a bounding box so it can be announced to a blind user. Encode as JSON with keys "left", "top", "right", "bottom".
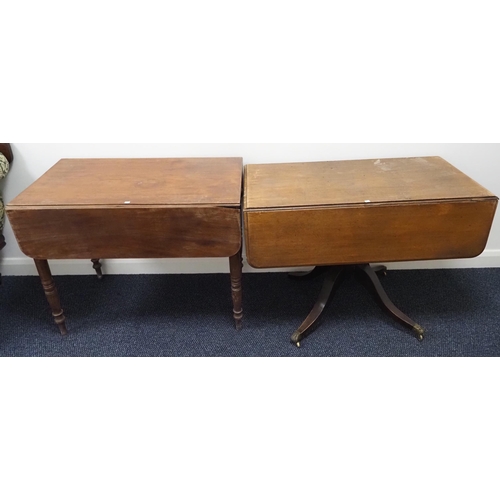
{"left": 1, "top": 250, "right": 499, "bottom": 276}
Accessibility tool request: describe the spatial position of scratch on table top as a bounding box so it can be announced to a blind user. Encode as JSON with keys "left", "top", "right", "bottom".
{"left": 374, "top": 159, "right": 392, "bottom": 171}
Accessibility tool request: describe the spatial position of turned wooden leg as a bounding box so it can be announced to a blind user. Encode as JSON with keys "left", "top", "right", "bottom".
{"left": 91, "top": 259, "right": 103, "bottom": 279}
{"left": 34, "top": 259, "right": 68, "bottom": 335}
{"left": 229, "top": 250, "right": 243, "bottom": 330}
{"left": 291, "top": 266, "right": 346, "bottom": 347}
{"left": 359, "top": 264, "right": 424, "bottom": 341}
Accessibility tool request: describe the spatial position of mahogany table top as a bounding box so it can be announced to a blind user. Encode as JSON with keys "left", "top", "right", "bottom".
{"left": 244, "top": 156, "right": 496, "bottom": 210}
{"left": 10, "top": 157, "right": 243, "bottom": 208}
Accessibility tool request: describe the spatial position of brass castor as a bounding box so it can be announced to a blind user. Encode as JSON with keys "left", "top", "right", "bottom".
{"left": 291, "top": 331, "right": 302, "bottom": 348}
{"left": 414, "top": 324, "right": 425, "bottom": 342}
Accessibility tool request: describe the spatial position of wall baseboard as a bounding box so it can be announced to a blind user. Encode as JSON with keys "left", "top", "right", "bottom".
{"left": 1, "top": 250, "right": 499, "bottom": 276}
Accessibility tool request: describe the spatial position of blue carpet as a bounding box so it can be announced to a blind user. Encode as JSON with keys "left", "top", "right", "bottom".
{"left": 1, "top": 269, "right": 499, "bottom": 356}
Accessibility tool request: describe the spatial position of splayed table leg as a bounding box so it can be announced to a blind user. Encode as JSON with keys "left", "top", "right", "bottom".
{"left": 358, "top": 264, "right": 425, "bottom": 341}
{"left": 291, "top": 266, "right": 346, "bottom": 347}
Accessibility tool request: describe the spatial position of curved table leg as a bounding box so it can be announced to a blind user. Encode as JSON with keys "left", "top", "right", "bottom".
{"left": 34, "top": 259, "right": 68, "bottom": 335}
{"left": 358, "top": 264, "right": 424, "bottom": 341}
{"left": 91, "top": 259, "right": 103, "bottom": 279}
{"left": 229, "top": 250, "right": 243, "bottom": 330}
{"left": 291, "top": 266, "right": 346, "bottom": 347}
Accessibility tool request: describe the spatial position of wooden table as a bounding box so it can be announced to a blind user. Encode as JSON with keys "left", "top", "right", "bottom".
{"left": 244, "top": 156, "right": 498, "bottom": 346}
{"left": 7, "top": 158, "right": 244, "bottom": 334}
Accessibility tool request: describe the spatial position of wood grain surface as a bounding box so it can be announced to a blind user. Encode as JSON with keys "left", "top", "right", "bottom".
{"left": 245, "top": 157, "right": 496, "bottom": 209}
{"left": 244, "top": 157, "right": 498, "bottom": 268}
{"left": 9, "top": 157, "right": 243, "bottom": 207}
{"left": 8, "top": 206, "right": 242, "bottom": 259}
{"left": 245, "top": 200, "right": 497, "bottom": 268}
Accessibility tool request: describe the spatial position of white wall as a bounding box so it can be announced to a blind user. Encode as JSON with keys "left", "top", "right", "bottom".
{"left": 1, "top": 143, "right": 499, "bottom": 276}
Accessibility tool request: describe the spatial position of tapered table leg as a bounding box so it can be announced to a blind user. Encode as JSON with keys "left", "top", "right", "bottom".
{"left": 34, "top": 259, "right": 68, "bottom": 335}
{"left": 91, "top": 259, "right": 103, "bottom": 279}
{"left": 359, "top": 264, "right": 424, "bottom": 341}
{"left": 229, "top": 250, "right": 243, "bottom": 330}
{"left": 291, "top": 266, "right": 346, "bottom": 347}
